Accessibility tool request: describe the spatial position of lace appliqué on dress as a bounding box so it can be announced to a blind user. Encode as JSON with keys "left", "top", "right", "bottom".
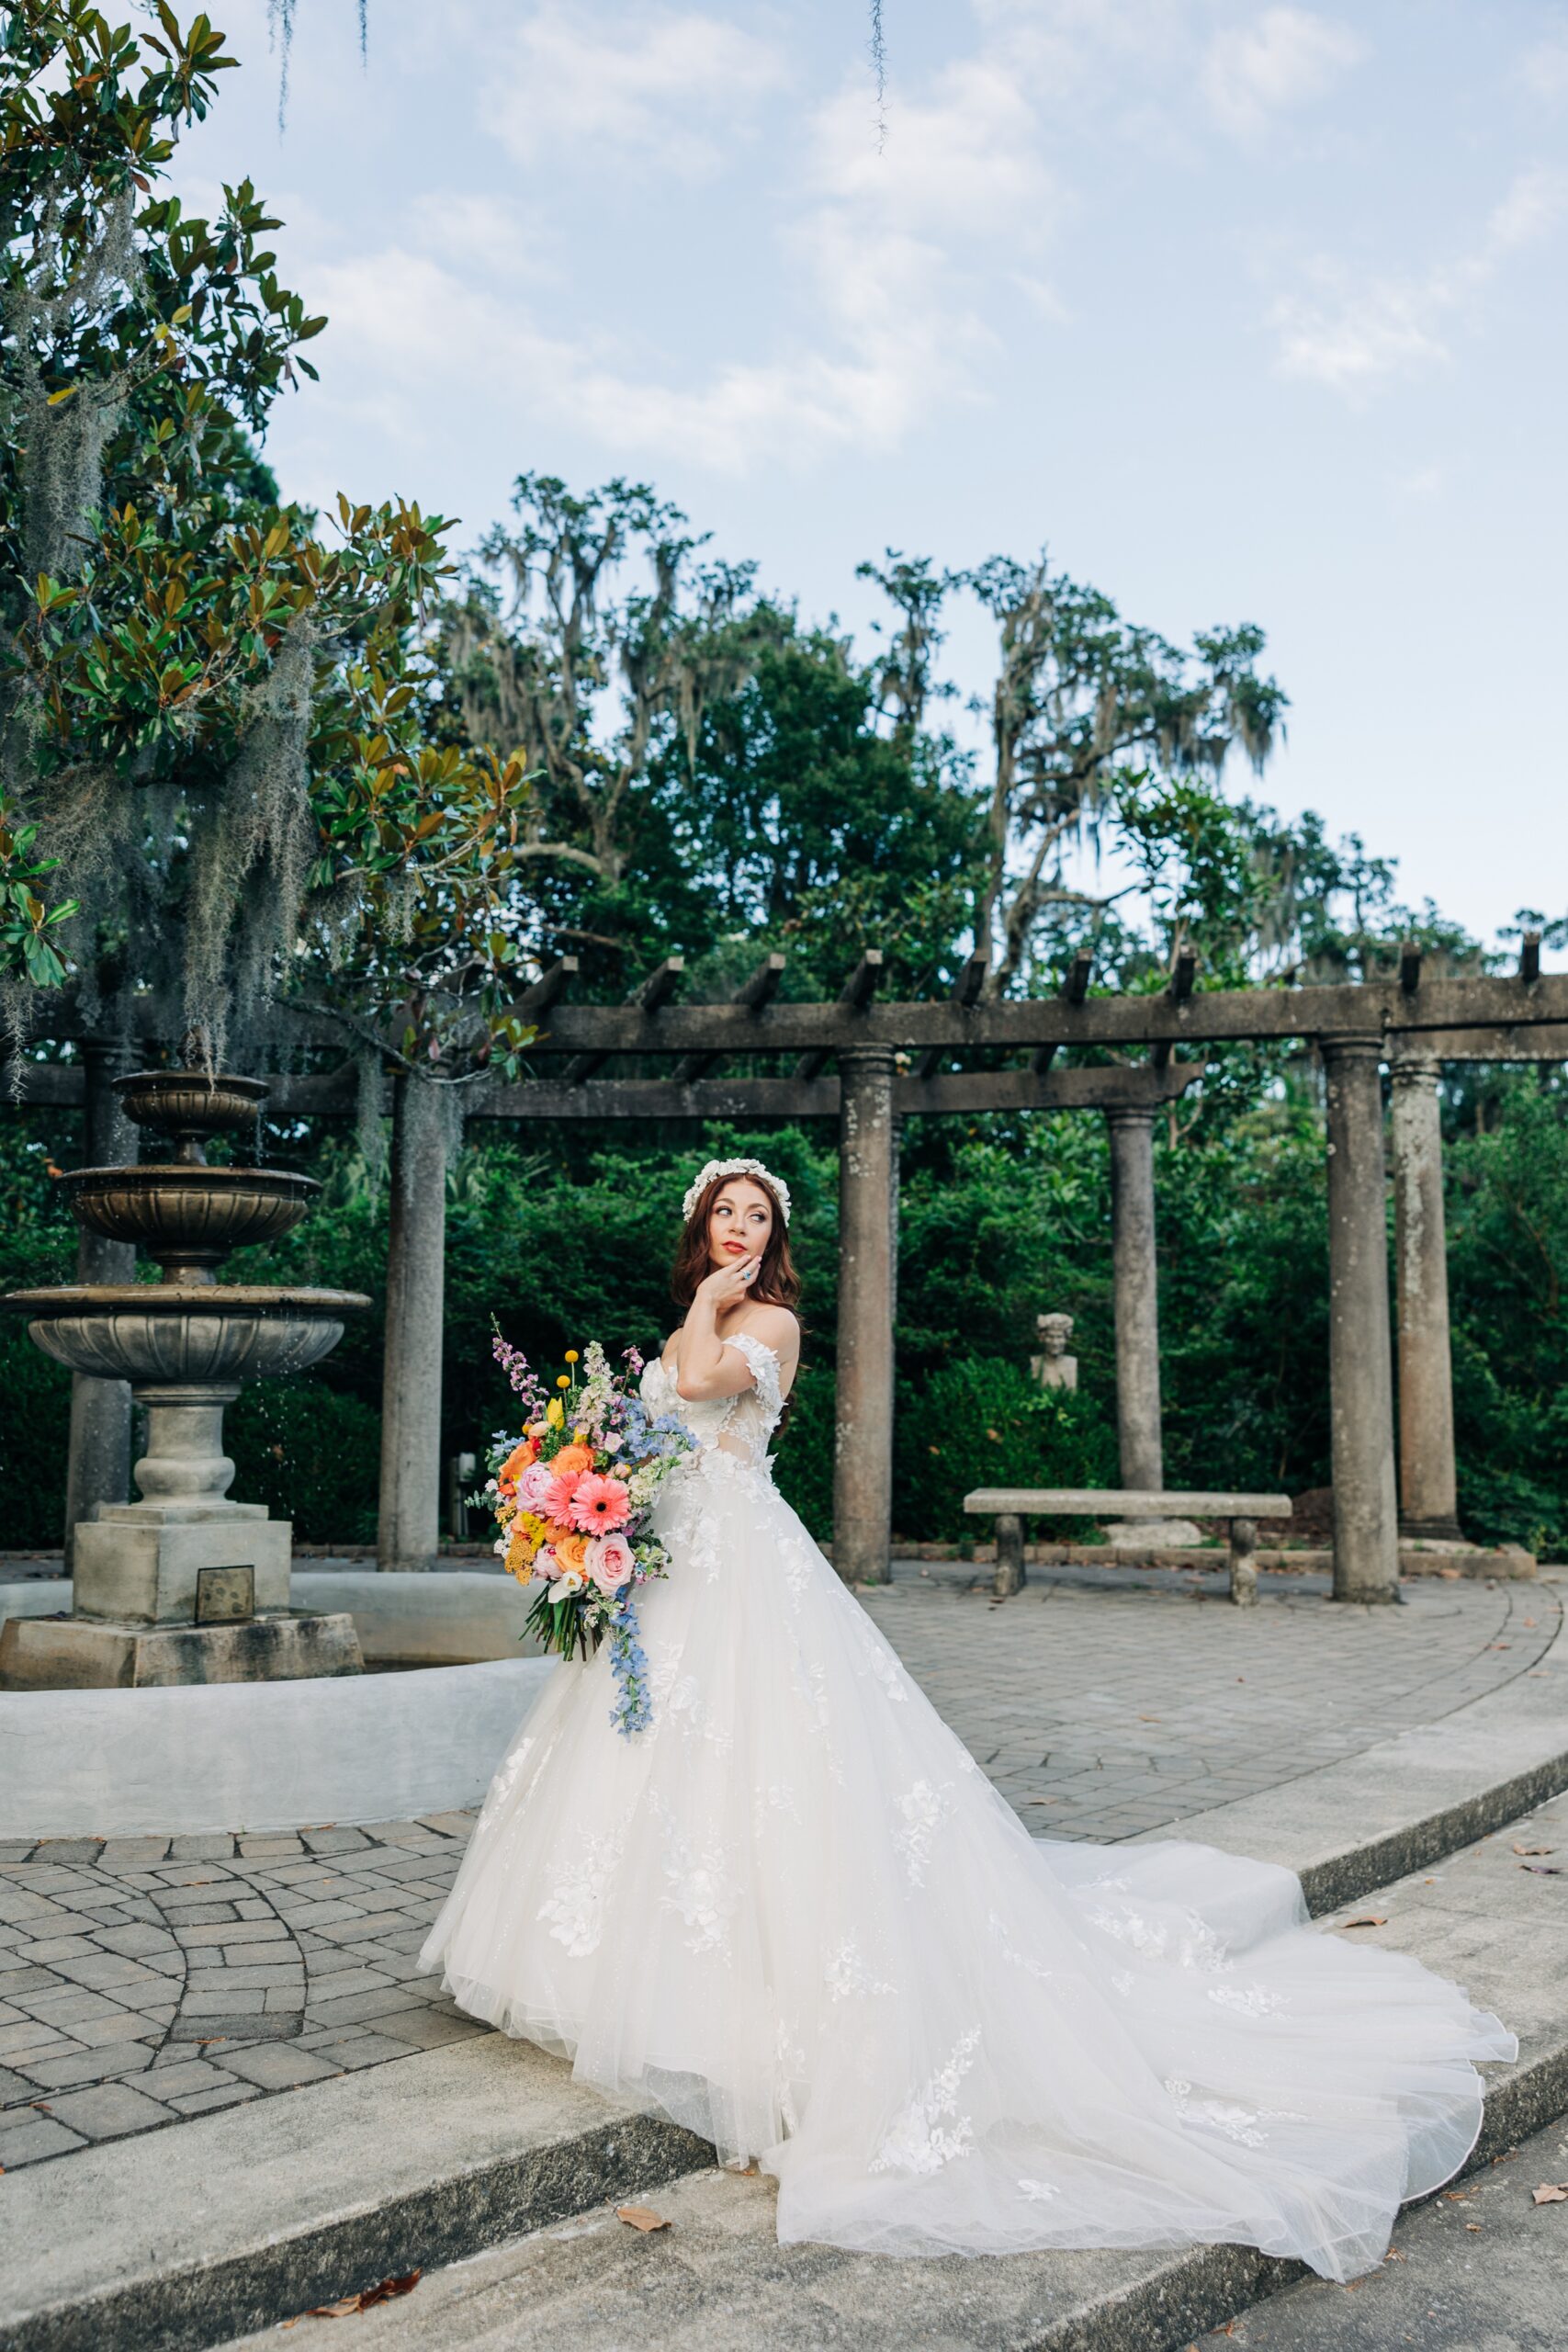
{"left": 1208, "top": 1984, "right": 1288, "bottom": 2019}
{"left": 871, "top": 2028, "right": 982, "bottom": 2176}
{"left": 722, "top": 1330, "right": 784, "bottom": 1432}
{"left": 538, "top": 1828, "right": 623, "bottom": 1959}
{"left": 895, "top": 1779, "right": 954, "bottom": 1888}
{"left": 651, "top": 1792, "right": 734, "bottom": 1957}
{"left": 826, "top": 1938, "right": 895, "bottom": 2001}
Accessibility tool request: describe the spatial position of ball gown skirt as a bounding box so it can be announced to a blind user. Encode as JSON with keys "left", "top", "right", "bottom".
{"left": 421, "top": 1335, "right": 1513, "bottom": 2279}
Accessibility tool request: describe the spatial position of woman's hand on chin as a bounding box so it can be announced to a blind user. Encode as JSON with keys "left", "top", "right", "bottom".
{"left": 694, "top": 1258, "right": 760, "bottom": 1309}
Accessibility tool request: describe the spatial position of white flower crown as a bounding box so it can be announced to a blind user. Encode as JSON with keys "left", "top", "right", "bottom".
{"left": 682, "top": 1157, "right": 792, "bottom": 1226}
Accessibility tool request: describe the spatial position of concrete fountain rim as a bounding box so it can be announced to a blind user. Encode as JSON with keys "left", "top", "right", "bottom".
{"left": 1, "top": 1284, "right": 373, "bottom": 1315}
{"left": 60, "top": 1162, "right": 322, "bottom": 1191}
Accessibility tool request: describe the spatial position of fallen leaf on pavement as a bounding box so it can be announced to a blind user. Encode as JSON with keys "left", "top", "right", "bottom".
{"left": 1437, "top": 1567, "right": 1462, "bottom": 1579}
{"left": 1338, "top": 1915, "right": 1387, "bottom": 1929}
{"left": 1533, "top": 2183, "right": 1568, "bottom": 2204}
{"left": 1137, "top": 1715, "right": 1160, "bottom": 1723}
{"left": 308, "top": 2271, "right": 421, "bottom": 2317}
{"left": 616, "top": 2206, "right": 671, "bottom": 2233}
{"left": 1521, "top": 1863, "right": 1564, "bottom": 1876}
{"left": 1514, "top": 1843, "right": 1555, "bottom": 1856}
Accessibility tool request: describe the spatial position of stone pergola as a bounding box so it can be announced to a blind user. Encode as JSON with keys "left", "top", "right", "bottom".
{"left": 10, "top": 941, "right": 1566, "bottom": 1600}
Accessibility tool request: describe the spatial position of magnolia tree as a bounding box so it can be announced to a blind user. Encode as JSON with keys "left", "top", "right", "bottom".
{"left": 0, "top": 1, "right": 532, "bottom": 1078}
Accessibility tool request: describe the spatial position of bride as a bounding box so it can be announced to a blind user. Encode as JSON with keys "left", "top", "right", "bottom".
{"left": 422, "top": 1157, "right": 1511, "bottom": 2279}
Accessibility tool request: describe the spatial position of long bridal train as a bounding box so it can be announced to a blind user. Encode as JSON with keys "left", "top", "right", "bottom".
{"left": 423, "top": 1334, "right": 1511, "bottom": 2280}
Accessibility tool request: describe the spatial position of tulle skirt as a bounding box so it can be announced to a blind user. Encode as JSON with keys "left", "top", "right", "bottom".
{"left": 422, "top": 1453, "right": 1513, "bottom": 2279}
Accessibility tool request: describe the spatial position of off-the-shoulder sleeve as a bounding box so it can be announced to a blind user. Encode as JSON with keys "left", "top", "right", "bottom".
{"left": 722, "top": 1330, "right": 784, "bottom": 1426}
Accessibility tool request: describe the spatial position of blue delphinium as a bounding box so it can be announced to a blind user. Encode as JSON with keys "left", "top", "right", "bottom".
{"left": 606, "top": 1595, "right": 651, "bottom": 1736}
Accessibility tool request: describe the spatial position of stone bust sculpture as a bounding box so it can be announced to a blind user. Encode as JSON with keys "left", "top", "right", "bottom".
{"left": 1032, "top": 1313, "right": 1077, "bottom": 1392}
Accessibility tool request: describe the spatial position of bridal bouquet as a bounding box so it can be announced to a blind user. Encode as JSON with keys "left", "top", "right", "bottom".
{"left": 485, "top": 1332, "right": 694, "bottom": 1735}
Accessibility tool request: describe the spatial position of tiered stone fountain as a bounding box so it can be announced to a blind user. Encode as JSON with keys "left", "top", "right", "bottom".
{"left": 0, "top": 1069, "right": 369, "bottom": 1690}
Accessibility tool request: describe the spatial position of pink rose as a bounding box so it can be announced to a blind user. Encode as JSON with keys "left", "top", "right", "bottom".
{"left": 542, "top": 1467, "right": 583, "bottom": 1523}
{"left": 587, "top": 1532, "right": 635, "bottom": 1593}
{"left": 517, "top": 1461, "right": 555, "bottom": 1508}
{"left": 567, "top": 1472, "right": 632, "bottom": 1533}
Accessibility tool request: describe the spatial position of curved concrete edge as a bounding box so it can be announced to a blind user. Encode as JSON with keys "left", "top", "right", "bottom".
{"left": 1146, "top": 1594, "right": 1568, "bottom": 1914}
{"left": 0, "top": 1657, "right": 554, "bottom": 1840}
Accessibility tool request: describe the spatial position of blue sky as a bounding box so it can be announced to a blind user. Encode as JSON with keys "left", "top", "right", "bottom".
{"left": 177, "top": 0, "right": 1568, "bottom": 953}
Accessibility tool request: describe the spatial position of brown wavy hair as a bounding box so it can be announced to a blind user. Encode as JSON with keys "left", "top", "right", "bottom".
{"left": 671, "top": 1170, "right": 802, "bottom": 1315}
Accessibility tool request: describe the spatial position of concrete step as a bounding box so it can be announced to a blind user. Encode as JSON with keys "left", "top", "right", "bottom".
{"left": 0, "top": 2036, "right": 710, "bottom": 2352}
{"left": 208, "top": 1797, "right": 1568, "bottom": 2352}
{"left": 1191, "top": 2110, "right": 1568, "bottom": 2349}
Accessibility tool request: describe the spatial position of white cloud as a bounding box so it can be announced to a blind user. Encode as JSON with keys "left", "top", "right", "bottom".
{"left": 480, "top": 5, "right": 788, "bottom": 179}
{"left": 1517, "top": 23, "right": 1568, "bottom": 100}
{"left": 1270, "top": 165, "right": 1568, "bottom": 392}
{"left": 1202, "top": 7, "right": 1363, "bottom": 140}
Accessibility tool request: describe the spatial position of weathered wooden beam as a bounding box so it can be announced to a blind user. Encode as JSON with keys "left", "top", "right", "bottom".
{"left": 17, "top": 969, "right": 1568, "bottom": 1066}
{"left": 1154, "top": 946, "right": 1199, "bottom": 1068}
{"left": 911, "top": 954, "right": 987, "bottom": 1080}
{"left": 563, "top": 956, "right": 683, "bottom": 1083}
{"left": 1389, "top": 1024, "right": 1568, "bottom": 1063}
{"left": 1064, "top": 949, "right": 1093, "bottom": 1007}
{"left": 519, "top": 971, "right": 1568, "bottom": 1057}
{"left": 903, "top": 1063, "right": 1196, "bottom": 1114}
{"left": 671, "top": 952, "right": 785, "bottom": 1084}
{"left": 1521, "top": 931, "right": 1542, "bottom": 986}
{"left": 1400, "top": 940, "right": 1422, "bottom": 995}
{"left": 465, "top": 1059, "right": 1200, "bottom": 1123}
{"left": 264, "top": 1068, "right": 360, "bottom": 1119}
{"left": 514, "top": 956, "right": 579, "bottom": 1021}
{"left": 474, "top": 1076, "right": 841, "bottom": 1121}
{"left": 793, "top": 950, "right": 884, "bottom": 1081}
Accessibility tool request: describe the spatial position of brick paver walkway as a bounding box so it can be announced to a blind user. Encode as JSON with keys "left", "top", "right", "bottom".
{"left": 861, "top": 1560, "right": 1559, "bottom": 1839}
{"left": 0, "top": 1565, "right": 1557, "bottom": 2172}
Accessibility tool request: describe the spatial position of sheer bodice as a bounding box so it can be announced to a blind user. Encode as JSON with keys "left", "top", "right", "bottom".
{"left": 423, "top": 1327, "right": 1511, "bottom": 2280}
{"left": 641, "top": 1330, "right": 784, "bottom": 1469}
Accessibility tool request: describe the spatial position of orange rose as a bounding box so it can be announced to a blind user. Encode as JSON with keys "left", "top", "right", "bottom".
{"left": 539, "top": 1521, "right": 573, "bottom": 1551}
{"left": 497, "top": 1438, "right": 537, "bottom": 1494}
{"left": 549, "top": 1442, "right": 595, "bottom": 1479}
{"left": 553, "top": 1531, "right": 590, "bottom": 1575}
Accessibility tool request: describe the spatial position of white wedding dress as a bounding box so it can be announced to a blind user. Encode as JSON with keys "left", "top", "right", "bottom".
{"left": 422, "top": 1333, "right": 1512, "bottom": 2280}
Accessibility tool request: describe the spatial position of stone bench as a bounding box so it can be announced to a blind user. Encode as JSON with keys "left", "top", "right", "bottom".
{"left": 962, "top": 1487, "right": 1293, "bottom": 1604}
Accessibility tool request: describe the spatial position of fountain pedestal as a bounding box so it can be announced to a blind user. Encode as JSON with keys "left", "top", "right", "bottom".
{"left": 73, "top": 1388, "right": 292, "bottom": 1623}
{"left": 1, "top": 1071, "right": 371, "bottom": 1692}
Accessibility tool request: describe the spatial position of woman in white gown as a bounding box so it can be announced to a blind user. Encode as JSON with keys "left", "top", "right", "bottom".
{"left": 422, "top": 1156, "right": 1512, "bottom": 2281}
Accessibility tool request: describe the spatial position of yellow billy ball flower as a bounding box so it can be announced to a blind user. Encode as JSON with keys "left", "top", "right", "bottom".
{"left": 564, "top": 1349, "right": 580, "bottom": 1363}
{"left": 556, "top": 1374, "right": 570, "bottom": 1389}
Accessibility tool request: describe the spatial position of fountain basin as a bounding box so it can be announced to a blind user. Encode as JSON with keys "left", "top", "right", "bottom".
{"left": 59, "top": 1165, "right": 320, "bottom": 1276}
{"left": 7, "top": 1284, "right": 367, "bottom": 1385}
{"left": 115, "top": 1069, "right": 270, "bottom": 1146}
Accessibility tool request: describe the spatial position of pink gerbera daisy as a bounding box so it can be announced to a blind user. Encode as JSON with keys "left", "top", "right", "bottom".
{"left": 542, "top": 1467, "right": 584, "bottom": 1524}
{"left": 567, "top": 1472, "right": 631, "bottom": 1533}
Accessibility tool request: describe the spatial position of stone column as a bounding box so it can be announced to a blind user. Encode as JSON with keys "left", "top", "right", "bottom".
{"left": 833, "top": 1045, "right": 897, "bottom": 1585}
{"left": 1323, "top": 1035, "right": 1399, "bottom": 1602}
{"left": 63, "top": 1041, "right": 135, "bottom": 1566}
{"left": 1106, "top": 1108, "right": 1163, "bottom": 1489}
{"left": 377, "top": 1076, "right": 451, "bottom": 1573}
{"left": 1390, "top": 1057, "right": 1461, "bottom": 1540}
